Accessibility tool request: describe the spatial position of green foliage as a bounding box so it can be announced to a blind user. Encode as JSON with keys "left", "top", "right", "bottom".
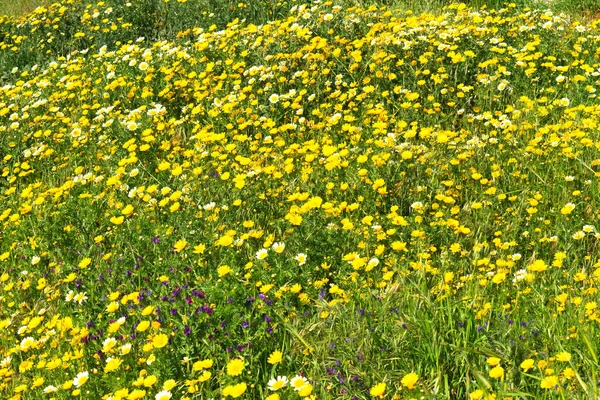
{"left": 1, "top": 0, "right": 600, "bottom": 399}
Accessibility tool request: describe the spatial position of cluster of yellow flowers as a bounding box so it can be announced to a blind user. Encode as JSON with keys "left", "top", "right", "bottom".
{"left": 0, "top": 0, "right": 599, "bottom": 398}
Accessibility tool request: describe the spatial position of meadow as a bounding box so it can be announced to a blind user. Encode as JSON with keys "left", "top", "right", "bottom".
{"left": 1, "top": 0, "right": 600, "bottom": 399}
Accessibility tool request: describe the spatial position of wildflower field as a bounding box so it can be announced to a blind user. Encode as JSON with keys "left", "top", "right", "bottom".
{"left": 1, "top": 0, "right": 600, "bottom": 398}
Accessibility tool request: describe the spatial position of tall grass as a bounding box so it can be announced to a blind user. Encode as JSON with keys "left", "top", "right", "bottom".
{"left": 0, "top": 0, "right": 49, "bottom": 16}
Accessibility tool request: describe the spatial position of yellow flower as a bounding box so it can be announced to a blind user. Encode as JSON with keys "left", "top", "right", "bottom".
{"left": 143, "top": 374, "right": 157, "bottom": 387}
{"left": 226, "top": 358, "right": 245, "bottom": 376}
{"left": 32, "top": 377, "right": 44, "bottom": 387}
{"left": 520, "top": 359, "right": 534, "bottom": 371}
{"left": 121, "top": 204, "right": 134, "bottom": 216}
{"left": 268, "top": 350, "right": 283, "bottom": 365}
{"left": 556, "top": 351, "right": 571, "bottom": 362}
{"left": 469, "top": 389, "right": 484, "bottom": 400}
{"left": 540, "top": 375, "right": 559, "bottom": 389}
{"left": 486, "top": 357, "right": 501, "bottom": 367}
{"left": 401, "top": 372, "right": 419, "bottom": 389}
{"left": 218, "top": 265, "right": 233, "bottom": 277}
{"left": 298, "top": 383, "right": 313, "bottom": 397}
{"left": 369, "top": 382, "right": 386, "bottom": 398}
{"left": 489, "top": 366, "right": 504, "bottom": 379}
{"left": 560, "top": 203, "right": 575, "bottom": 215}
{"left": 136, "top": 320, "right": 150, "bottom": 332}
{"left": 110, "top": 216, "right": 124, "bottom": 225}
{"left": 216, "top": 235, "right": 234, "bottom": 246}
{"left": 78, "top": 258, "right": 91, "bottom": 268}
{"left": 128, "top": 389, "right": 146, "bottom": 399}
{"left": 104, "top": 357, "right": 122, "bottom": 373}
{"left": 222, "top": 382, "right": 247, "bottom": 398}
{"left": 528, "top": 260, "right": 547, "bottom": 273}
{"left": 174, "top": 239, "right": 187, "bottom": 252}
{"left": 152, "top": 334, "right": 169, "bottom": 349}
{"left": 192, "top": 359, "right": 213, "bottom": 371}
{"left": 563, "top": 367, "right": 576, "bottom": 379}
{"left": 141, "top": 306, "right": 155, "bottom": 316}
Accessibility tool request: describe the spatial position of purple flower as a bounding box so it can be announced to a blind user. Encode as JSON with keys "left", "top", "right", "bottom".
{"left": 184, "top": 326, "right": 191, "bottom": 335}
{"left": 152, "top": 237, "right": 160, "bottom": 244}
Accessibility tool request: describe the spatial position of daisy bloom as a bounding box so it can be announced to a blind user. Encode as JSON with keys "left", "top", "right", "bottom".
{"left": 256, "top": 248, "right": 268, "bottom": 260}
{"left": 272, "top": 242, "right": 285, "bottom": 253}
{"left": 295, "top": 253, "right": 307, "bottom": 266}
{"left": 43, "top": 386, "right": 58, "bottom": 394}
{"left": 290, "top": 375, "right": 308, "bottom": 391}
{"left": 155, "top": 390, "right": 172, "bottom": 400}
{"left": 73, "top": 371, "right": 89, "bottom": 387}
{"left": 267, "top": 376, "right": 288, "bottom": 391}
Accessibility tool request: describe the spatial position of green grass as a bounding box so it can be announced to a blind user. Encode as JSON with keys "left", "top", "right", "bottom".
{"left": 1, "top": 0, "right": 600, "bottom": 399}
{"left": 0, "top": 0, "right": 49, "bottom": 16}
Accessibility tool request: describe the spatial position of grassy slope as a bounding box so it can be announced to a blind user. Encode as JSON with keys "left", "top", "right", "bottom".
{"left": 0, "top": 1, "right": 600, "bottom": 399}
